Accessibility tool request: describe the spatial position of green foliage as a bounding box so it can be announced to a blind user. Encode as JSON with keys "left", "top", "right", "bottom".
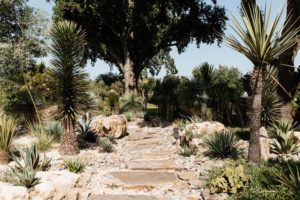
{"left": 150, "top": 75, "right": 180, "bottom": 121}
{"left": 210, "top": 165, "right": 250, "bottom": 194}
{"left": 10, "top": 144, "right": 50, "bottom": 188}
{"left": 180, "top": 130, "right": 194, "bottom": 147}
{"left": 276, "top": 164, "right": 300, "bottom": 196}
{"left": 261, "top": 67, "right": 283, "bottom": 127}
{"left": 27, "top": 123, "right": 55, "bottom": 151}
{"left": 120, "top": 93, "right": 144, "bottom": 118}
{"left": 99, "top": 138, "right": 113, "bottom": 153}
{"left": 44, "top": 120, "right": 62, "bottom": 141}
{"left": 106, "top": 89, "right": 120, "bottom": 114}
{"left": 49, "top": 20, "right": 91, "bottom": 123}
{"left": 107, "top": 134, "right": 116, "bottom": 144}
{"left": 0, "top": 115, "right": 16, "bottom": 151}
{"left": 270, "top": 121, "right": 300, "bottom": 155}
{"left": 53, "top": 0, "right": 227, "bottom": 92}
{"left": 204, "top": 131, "right": 240, "bottom": 159}
{"left": 180, "top": 145, "right": 196, "bottom": 157}
{"left": 64, "top": 158, "right": 85, "bottom": 173}
{"left": 77, "top": 113, "right": 97, "bottom": 143}
{"left": 1, "top": 86, "right": 39, "bottom": 122}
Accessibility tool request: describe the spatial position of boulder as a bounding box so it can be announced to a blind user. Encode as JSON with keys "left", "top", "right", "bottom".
{"left": 30, "top": 170, "right": 80, "bottom": 200}
{"left": 91, "top": 115, "right": 128, "bottom": 139}
{"left": 183, "top": 121, "right": 225, "bottom": 136}
{"left": 0, "top": 182, "right": 29, "bottom": 200}
{"left": 259, "top": 127, "right": 269, "bottom": 160}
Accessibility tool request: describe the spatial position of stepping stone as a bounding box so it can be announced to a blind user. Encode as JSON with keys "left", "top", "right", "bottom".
{"left": 101, "top": 171, "right": 178, "bottom": 189}
{"left": 123, "top": 138, "right": 166, "bottom": 151}
{"left": 127, "top": 131, "right": 157, "bottom": 141}
{"left": 130, "top": 151, "right": 174, "bottom": 161}
{"left": 88, "top": 194, "right": 158, "bottom": 200}
{"left": 127, "top": 160, "right": 184, "bottom": 171}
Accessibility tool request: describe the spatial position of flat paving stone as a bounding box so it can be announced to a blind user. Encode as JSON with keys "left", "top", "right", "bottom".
{"left": 130, "top": 151, "right": 174, "bottom": 161}
{"left": 102, "top": 171, "right": 178, "bottom": 188}
{"left": 88, "top": 194, "right": 158, "bottom": 200}
{"left": 127, "top": 131, "right": 157, "bottom": 141}
{"left": 126, "top": 160, "right": 184, "bottom": 171}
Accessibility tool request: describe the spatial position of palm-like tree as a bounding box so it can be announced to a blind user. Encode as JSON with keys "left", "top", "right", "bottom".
{"left": 224, "top": 2, "right": 300, "bottom": 163}
{"left": 50, "top": 21, "right": 90, "bottom": 155}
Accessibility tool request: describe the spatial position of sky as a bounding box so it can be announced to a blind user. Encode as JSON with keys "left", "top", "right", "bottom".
{"left": 28, "top": 0, "right": 300, "bottom": 79}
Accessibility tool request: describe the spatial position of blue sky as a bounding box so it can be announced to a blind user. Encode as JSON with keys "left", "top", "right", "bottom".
{"left": 28, "top": 0, "right": 300, "bottom": 79}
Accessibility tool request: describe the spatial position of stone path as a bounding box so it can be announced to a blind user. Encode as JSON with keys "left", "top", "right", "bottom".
{"left": 86, "top": 121, "right": 202, "bottom": 200}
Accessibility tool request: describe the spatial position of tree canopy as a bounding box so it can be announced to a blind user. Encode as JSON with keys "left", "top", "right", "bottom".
{"left": 51, "top": 0, "right": 227, "bottom": 93}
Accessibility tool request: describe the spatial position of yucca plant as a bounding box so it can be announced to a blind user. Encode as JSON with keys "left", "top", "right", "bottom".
{"left": 276, "top": 164, "right": 300, "bottom": 195}
{"left": 270, "top": 121, "right": 300, "bottom": 155}
{"left": 27, "top": 123, "right": 54, "bottom": 152}
{"left": 204, "top": 131, "right": 240, "bottom": 159}
{"left": 224, "top": 2, "right": 300, "bottom": 163}
{"left": 0, "top": 115, "right": 16, "bottom": 164}
{"left": 64, "top": 158, "right": 85, "bottom": 173}
{"left": 50, "top": 20, "right": 91, "bottom": 155}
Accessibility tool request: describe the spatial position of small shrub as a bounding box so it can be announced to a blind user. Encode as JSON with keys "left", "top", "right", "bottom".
{"left": 64, "top": 158, "right": 85, "bottom": 173}
{"left": 44, "top": 121, "right": 62, "bottom": 141}
{"left": 209, "top": 165, "right": 250, "bottom": 194}
{"left": 120, "top": 93, "right": 145, "bottom": 118}
{"left": 204, "top": 131, "right": 240, "bottom": 159}
{"left": 99, "top": 138, "right": 113, "bottom": 153}
{"left": 107, "top": 134, "right": 116, "bottom": 144}
{"left": 27, "top": 123, "right": 54, "bottom": 151}
{"left": 180, "top": 145, "right": 196, "bottom": 157}
{"left": 179, "top": 130, "right": 194, "bottom": 147}
{"left": 77, "top": 113, "right": 98, "bottom": 143}
{"left": 0, "top": 115, "right": 16, "bottom": 163}
{"left": 270, "top": 121, "right": 300, "bottom": 155}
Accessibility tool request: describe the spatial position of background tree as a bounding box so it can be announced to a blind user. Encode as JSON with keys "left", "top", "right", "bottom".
{"left": 224, "top": 3, "right": 299, "bottom": 163}
{"left": 0, "top": 0, "right": 49, "bottom": 122}
{"left": 50, "top": 21, "right": 90, "bottom": 155}
{"left": 278, "top": 0, "right": 300, "bottom": 100}
{"left": 49, "top": 0, "right": 227, "bottom": 94}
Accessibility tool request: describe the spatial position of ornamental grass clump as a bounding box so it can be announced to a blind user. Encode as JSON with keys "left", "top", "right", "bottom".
{"left": 204, "top": 131, "right": 240, "bottom": 159}
{"left": 0, "top": 115, "right": 17, "bottom": 164}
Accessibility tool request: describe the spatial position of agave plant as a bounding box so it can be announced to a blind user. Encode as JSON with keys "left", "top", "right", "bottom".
{"left": 224, "top": 1, "right": 300, "bottom": 163}
{"left": 270, "top": 121, "right": 300, "bottom": 155}
{"left": 204, "top": 131, "right": 240, "bottom": 159}
{"left": 10, "top": 144, "right": 51, "bottom": 188}
{"left": 77, "top": 113, "right": 97, "bottom": 143}
{"left": 64, "top": 158, "right": 85, "bottom": 173}
{"left": 0, "top": 115, "right": 16, "bottom": 164}
{"left": 50, "top": 20, "right": 91, "bottom": 155}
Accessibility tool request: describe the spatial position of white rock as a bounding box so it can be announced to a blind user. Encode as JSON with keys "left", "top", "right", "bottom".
{"left": 0, "top": 182, "right": 29, "bottom": 200}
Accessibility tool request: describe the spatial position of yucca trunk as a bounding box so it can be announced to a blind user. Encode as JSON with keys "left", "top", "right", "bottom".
{"left": 59, "top": 118, "right": 79, "bottom": 155}
{"left": 248, "top": 66, "right": 264, "bottom": 163}
{"left": 0, "top": 150, "right": 11, "bottom": 164}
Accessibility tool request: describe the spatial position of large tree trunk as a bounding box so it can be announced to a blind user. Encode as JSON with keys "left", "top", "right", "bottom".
{"left": 123, "top": 53, "right": 138, "bottom": 94}
{"left": 59, "top": 118, "right": 79, "bottom": 155}
{"left": 248, "top": 66, "right": 264, "bottom": 164}
{"left": 278, "top": 0, "right": 300, "bottom": 100}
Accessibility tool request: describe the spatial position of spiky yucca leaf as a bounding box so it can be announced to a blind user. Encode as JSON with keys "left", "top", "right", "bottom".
{"left": 0, "top": 115, "right": 16, "bottom": 151}
{"left": 276, "top": 164, "right": 300, "bottom": 193}
{"left": 224, "top": 2, "right": 299, "bottom": 67}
